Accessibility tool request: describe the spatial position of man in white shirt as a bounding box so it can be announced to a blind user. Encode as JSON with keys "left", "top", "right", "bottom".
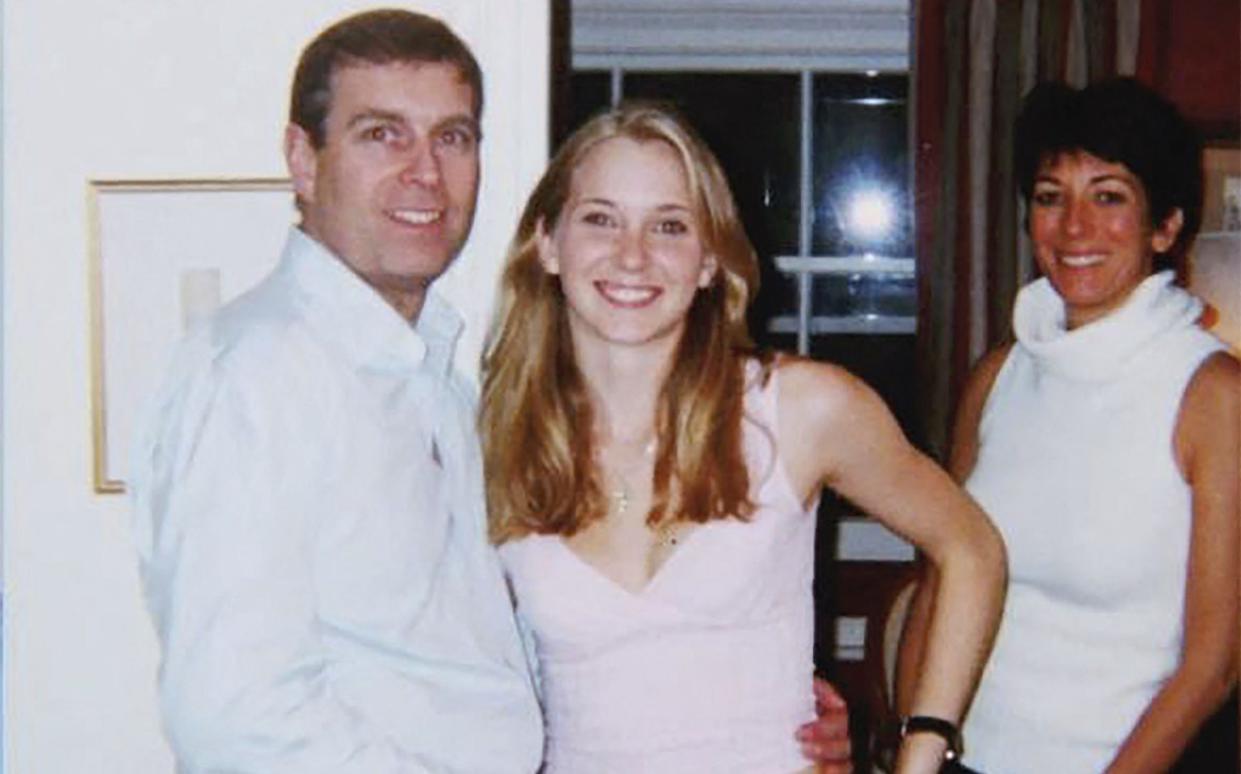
{"left": 132, "top": 9, "right": 851, "bottom": 773}
{"left": 132, "top": 11, "right": 541, "bottom": 773}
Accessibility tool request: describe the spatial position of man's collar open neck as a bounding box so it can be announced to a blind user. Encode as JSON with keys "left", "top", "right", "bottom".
{"left": 296, "top": 224, "right": 432, "bottom": 323}
{"left": 285, "top": 227, "right": 464, "bottom": 376}
{"left": 373, "top": 280, "right": 428, "bottom": 323}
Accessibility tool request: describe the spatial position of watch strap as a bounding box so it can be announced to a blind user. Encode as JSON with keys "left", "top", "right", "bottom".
{"left": 900, "top": 715, "right": 963, "bottom": 761}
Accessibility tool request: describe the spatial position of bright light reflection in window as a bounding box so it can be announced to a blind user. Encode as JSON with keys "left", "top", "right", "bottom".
{"left": 846, "top": 188, "right": 895, "bottom": 242}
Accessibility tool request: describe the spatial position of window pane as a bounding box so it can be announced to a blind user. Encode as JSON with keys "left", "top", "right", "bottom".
{"left": 811, "top": 74, "right": 910, "bottom": 257}
{"left": 815, "top": 334, "right": 918, "bottom": 442}
{"left": 808, "top": 74, "right": 918, "bottom": 445}
{"left": 812, "top": 272, "right": 916, "bottom": 318}
{"left": 559, "top": 71, "right": 612, "bottom": 148}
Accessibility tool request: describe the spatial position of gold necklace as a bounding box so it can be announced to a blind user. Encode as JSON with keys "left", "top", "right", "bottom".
{"left": 610, "top": 481, "right": 633, "bottom": 514}
{"left": 600, "top": 436, "right": 681, "bottom": 547}
{"left": 605, "top": 438, "right": 655, "bottom": 516}
{"left": 609, "top": 487, "right": 680, "bottom": 546}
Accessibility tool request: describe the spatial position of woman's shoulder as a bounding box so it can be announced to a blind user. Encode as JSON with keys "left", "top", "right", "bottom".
{"left": 768, "top": 353, "right": 898, "bottom": 456}
{"left": 1191, "top": 346, "right": 1240, "bottom": 378}
{"left": 770, "top": 352, "right": 873, "bottom": 409}
{"left": 962, "top": 342, "right": 1017, "bottom": 404}
{"left": 1181, "top": 349, "right": 1240, "bottom": 420}
{"left": 1162, "top": 345, "right": 1237, "bottom": 482}
{"left": 495, "top": 531, "right": 557, "bottom": 568}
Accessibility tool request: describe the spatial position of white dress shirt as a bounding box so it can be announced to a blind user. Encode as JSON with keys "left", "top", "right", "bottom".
{"left": 131, "top": 228, "right": 543, "bottom": 774}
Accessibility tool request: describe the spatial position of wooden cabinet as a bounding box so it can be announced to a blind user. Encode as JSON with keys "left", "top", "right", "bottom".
{"left": 1137, "top": 0, "right": 1241, "bottom": 141}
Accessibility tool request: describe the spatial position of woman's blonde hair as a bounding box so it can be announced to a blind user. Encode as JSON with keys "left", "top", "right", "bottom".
{"left": 481, "top": 101, "right": 767, "bottom": 544}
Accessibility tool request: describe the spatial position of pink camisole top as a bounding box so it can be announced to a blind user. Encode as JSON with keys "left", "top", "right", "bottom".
{"left": 499, "top": 363, "right": 819, "bottom": 772}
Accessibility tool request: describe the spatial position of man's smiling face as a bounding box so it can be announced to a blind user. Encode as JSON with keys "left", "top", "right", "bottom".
{"left": 286, "top": 60, "right": 480, "bottom": 316}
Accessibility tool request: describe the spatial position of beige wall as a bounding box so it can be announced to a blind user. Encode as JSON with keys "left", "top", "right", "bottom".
{"left": 1, "top": 1, "right": 548, "bottom": 771}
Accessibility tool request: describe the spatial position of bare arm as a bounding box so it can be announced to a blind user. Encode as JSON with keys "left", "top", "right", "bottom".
{"left": 894, "top": 344, "right": 1010, "bottom": 716}
{"left": 779, "top": 359, "right": 1006, "bottom": 774}
{"left": 1105, "top": 351, "right": 1240, "bottom": 773}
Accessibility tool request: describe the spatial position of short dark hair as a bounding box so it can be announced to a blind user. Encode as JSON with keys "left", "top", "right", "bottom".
{"left": 289, "top": 9, "right": 483, "bottom": 148}
{"left": 1014, "top": 77, "right": 1203, "bottom": 271}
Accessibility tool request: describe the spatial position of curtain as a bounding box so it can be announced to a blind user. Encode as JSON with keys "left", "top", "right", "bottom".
{"left": 911, "top": 0, "right": 1141, "bottom": 460}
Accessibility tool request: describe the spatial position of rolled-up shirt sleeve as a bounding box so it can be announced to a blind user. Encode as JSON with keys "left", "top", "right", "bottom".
{"left": 132, "top": 349, "right": 438, "bottom": 774}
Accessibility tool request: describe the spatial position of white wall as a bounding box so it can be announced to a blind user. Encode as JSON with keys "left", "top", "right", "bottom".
{"left": 1, "top": 2, "right": 548, "bottom": 771}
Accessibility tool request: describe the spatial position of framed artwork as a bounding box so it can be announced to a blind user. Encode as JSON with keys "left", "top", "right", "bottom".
{"left": 88, "top": 178, "right": 294, "bottom": 493}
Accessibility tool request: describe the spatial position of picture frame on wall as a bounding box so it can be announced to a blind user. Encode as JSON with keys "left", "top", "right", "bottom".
{"left": 87, "top": 178, "right": 294, "bottom": 493}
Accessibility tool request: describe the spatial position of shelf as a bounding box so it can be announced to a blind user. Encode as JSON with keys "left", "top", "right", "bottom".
{"left": 774, "top": 255, "right": 914, "bottom": 274}
{"left": 768, "top": 314, "right": 915, "bottom": 335}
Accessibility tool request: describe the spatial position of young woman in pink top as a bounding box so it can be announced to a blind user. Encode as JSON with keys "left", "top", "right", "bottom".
{"left": 481, "top": 102, "right": 1005, "bottom": 773}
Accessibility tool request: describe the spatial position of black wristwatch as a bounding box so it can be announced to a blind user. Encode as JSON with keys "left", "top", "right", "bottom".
{"left": 899, "top": 715, "right": 963, "bottom": 762}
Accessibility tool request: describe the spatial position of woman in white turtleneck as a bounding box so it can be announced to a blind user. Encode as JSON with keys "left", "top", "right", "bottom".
{"left": 897, "top": 79, "right": 1238, "bottom": 774}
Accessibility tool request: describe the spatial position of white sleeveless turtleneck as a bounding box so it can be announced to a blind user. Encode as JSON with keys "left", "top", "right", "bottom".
{"left": 960, "top": 271, "right": 1225, "bottom": 773}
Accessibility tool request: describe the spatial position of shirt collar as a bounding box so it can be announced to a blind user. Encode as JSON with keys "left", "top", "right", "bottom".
{"left": 279, "top": 227, "right": 464, "bottom": 377}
